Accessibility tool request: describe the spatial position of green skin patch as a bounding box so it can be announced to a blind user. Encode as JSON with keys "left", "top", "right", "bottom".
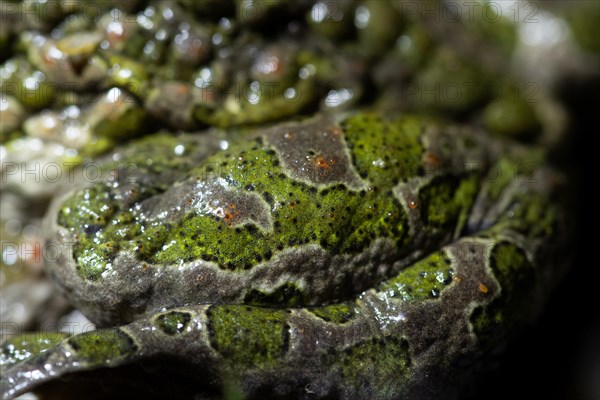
{"left": 155, "top": 311, "right": 193, "bottom": 336}
{"left": 67, "top": 330, "right": 137, "bottom": 365}
{"left": 309, "top": 302, "right": 357, "bottom": 324}
{"left": 337, "top": 337, "right": 412, "bottom": 398}
{"left": 0, "top": 333, "right": 68, "bottom": 370}
{"left": 207, "top": 306, "right": 290, "bottom": 368}
{"left": 1, "top": 112, "right": 565, "bottom": 400}
{"left": 378, "top": 250, "right": 454, "bottom": 302}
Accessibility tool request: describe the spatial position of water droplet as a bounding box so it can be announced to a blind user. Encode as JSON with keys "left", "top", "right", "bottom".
{"left": 355, "top": 6, "right": 370, "bottom": 29}
{"left": 174, "top": 144, "right": 185, "bottom": 155}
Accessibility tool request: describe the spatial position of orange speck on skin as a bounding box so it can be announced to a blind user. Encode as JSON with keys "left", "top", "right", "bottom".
{"left": 176, "top": 84, "right": 189, "bottom": 95}
{"left": 314, "top": 155, "right": 335, "bottom": 169}
{"left": 479, "top": 283, "right": 489, "bottom": 293}
{"left": 327, "top": 126, "right": 343, "bottom": 136}
{"left": 223, "top": 203, "right": 239, "bottom": 226}
{"left": 454, "top": 276, "right": 462, "bottom": 283}
{"left": 284, "top": 131, "right": 295, "bottom": 140}
{"left": 424, "top": 151, "right": 441, "bottom": 168}
{"left": 408, "top": 200, "right": 418, "bottom": 209}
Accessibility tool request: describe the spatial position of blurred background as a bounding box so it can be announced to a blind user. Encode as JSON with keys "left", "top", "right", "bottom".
{"left": 1, "top": 1, "right": 599, "bottom": 399}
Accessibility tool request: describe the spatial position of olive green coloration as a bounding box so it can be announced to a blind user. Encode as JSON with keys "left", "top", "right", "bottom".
{"left": 67, "top": 330, "right": 137, "bottom": 365}
{"left": 58, "top": 184, "right": 117, "bottom": 229}
{"left": 0, "top": 95, "right": 25, "bottom": 137}
{"left": 0, "top": 333, "right": 68, "bottom": 370}
{"left": 483, "top": 92, "right": 541, "bottom": 141}
{"left": 416, "top": 47, "right": 491, "bottom": 113}
{"left": 338, "top": 337, "right": 411, "bottom": 398}
{"left": 70, "top": 117, "right": 400, "bottom": 276}
{"left": 378, "top": 250, "right": 454, "bottom": 302}
{"left": 309, "top": 302, "right": 357, "bottom": 324}
{"left": 207, "top": 306, "right": 289, "bottom": 368}
{"left": 342, "top": 114, "right": 424, "bottom": 186}
{"left": 54, "top": 132, "right": 219, "bottom": 280}
{"left": 418, "top": 176, "right": 478, "bottom": 232}
{"left": 102, "top": 54, "right": 150, "bottom": 100}
{"left": 563, "top": 2, "right": 600, "bottom": 52}
{"left": 89, "top": 97, "right": 146, "bottom": 142}
{"left": 155, "top": 311, "right": 192, "bottom": 336}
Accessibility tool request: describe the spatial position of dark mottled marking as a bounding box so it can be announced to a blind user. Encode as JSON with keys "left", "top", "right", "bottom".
{"left": 244, "top": 283, "right": 306, "bottom": 307}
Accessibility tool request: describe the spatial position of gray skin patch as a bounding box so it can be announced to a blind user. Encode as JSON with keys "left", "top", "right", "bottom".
{"left": 143, "top": 176, "right": 273, "bottom": 232}
{"left": 420, "top": 123, "right": 492, "bottom": 176}
{"left": 263, "top": 116, "right": 366, "bottom": 189}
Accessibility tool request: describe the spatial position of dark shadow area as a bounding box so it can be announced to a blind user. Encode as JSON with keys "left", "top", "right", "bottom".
{"left": 465, "top": 73, "right": 600, "bottom": 400}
